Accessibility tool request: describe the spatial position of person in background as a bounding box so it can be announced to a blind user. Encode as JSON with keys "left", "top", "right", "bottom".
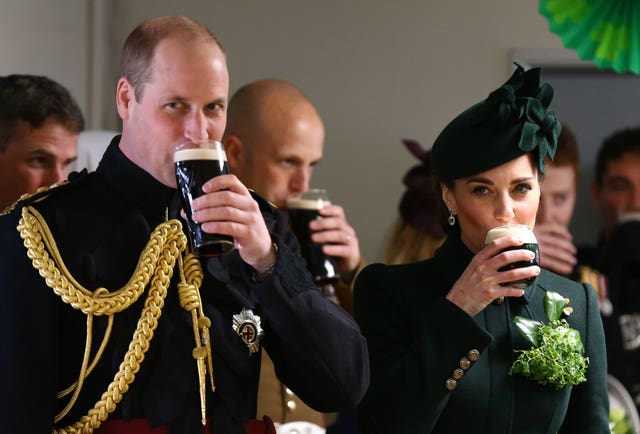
{"left": 0, "top": 74, "right": 84, "bottom": 210}
{"left": 0, "top": 16, "right": 369, "bottom": 434}
{"left": 224, "top": 78, "right": 364, "bottom": 432}
{"left": 534, "top": 122, "right": 579, "bottom": 276}
{"left": 585, "top": 126, "right": 640, "bottom": 412}
{"left": 354, "top": 64, "right": 609, "bottom": 433}
{"left": 385, "top": 139, "right": 445, "bottom": 265}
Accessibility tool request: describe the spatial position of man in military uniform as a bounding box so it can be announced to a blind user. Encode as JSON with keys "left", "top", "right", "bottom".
{"left": 0, "top": 16, "right": 369, "bottom": 434}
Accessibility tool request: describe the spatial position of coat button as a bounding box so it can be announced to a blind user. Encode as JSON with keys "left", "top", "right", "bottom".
{"left": 286, "top": 400, "right": 297, "bottom": 411}
{"left": 468, "top": 349, "right": 480, "bottom": 362}
{"left": 459, "top": 357, "right": 471, "bottom": 370}
{"left": 452, "top": 368, "right": 464, "bottom": 380}
{"left": 445, "top": 378, "right": 457, "bottom": 390}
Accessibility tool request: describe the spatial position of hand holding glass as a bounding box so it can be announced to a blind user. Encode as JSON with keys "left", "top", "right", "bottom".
{"left": 484, "top": 224, "right": 540, "bottom": 288}
{"left": 287, "top": 189, "right": 340, "bottom": 285}
{"left": 174, "top": 140, "right": 235, "bottom": 257}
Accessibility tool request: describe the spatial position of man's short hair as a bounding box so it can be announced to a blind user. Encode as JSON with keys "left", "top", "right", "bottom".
{"left": 121, "top": 15, "right": 223, "bottom": 101}
{"left": 0, "top": 74, "right": 85, "bottom": 151}
{"left": 595, "top": 127, "right": 640, "bottom": 185}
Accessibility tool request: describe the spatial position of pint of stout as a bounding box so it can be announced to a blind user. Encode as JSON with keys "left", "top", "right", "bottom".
{"left": 287, "top": 190, "right": 340, "bottom": 285}
{"left": 174, "top": 141, "right": 235, "bottom": 257}
{"left": 484, "top": 224, "right": 540, "bottom": 288}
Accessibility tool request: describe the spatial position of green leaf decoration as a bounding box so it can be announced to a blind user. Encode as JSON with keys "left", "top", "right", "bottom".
{"left": 544, "top": 290, "right": 568, "bottom": 322}
{"left": 513, "top": 317, "right": 543, "bottom": 346}
{"left": 510, "top": 291, "right": 588, "bottom": 389}
{"left": 539, "top": 0, "right": 640, "bottom": 76}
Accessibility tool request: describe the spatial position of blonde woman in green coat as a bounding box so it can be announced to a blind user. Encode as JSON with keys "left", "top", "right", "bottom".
{"left": 354, "top": 65, "right": 609, "bottom": 433}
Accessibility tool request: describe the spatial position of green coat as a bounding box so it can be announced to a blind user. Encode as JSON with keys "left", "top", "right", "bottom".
{"left": 354, "top": 231, "right": 609, "bottom": 434}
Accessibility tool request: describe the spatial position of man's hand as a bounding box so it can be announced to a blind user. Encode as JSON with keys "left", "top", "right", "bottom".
{"left": 309, "top": 204, "right": 361, "bottom": 284}
{"left": 534, "top": 223, "right": 577, "bottom": 276}
{"left": 190, "top": 174, "right": 276, "bottom": 272}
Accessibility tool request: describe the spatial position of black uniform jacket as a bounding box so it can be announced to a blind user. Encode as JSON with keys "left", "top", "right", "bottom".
{"left": 0, "top": 138, "right": 369, "bottom": 434}
{"left": 354, "top": 230, "right": 609, "bottom": 434}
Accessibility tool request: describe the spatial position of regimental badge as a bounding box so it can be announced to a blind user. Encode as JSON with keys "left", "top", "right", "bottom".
{"left": 232, "top": 308, "right": 264, "bottom": 354}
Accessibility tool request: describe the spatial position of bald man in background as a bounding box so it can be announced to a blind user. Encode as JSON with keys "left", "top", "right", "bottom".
{"left": 224, "top": 79, "right": 364, "bottom": 430}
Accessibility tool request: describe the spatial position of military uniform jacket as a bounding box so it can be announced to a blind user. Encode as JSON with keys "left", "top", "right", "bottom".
{"left": 354, "top": 230, "right": 609, "bottom": 434}
{"left": 0, "top": 138, "right": 369, "bottom": 434}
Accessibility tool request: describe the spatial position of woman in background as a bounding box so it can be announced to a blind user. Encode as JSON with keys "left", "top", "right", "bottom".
{"left": 385, "top": 139, "right": 445, "bottom": 265}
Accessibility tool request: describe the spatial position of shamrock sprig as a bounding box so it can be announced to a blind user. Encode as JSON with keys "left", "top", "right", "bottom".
{"left": 509, "top": 291, "right": 588, "bottom": 390}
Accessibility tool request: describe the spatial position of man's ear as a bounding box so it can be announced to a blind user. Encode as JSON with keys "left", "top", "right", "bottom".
{"left": 116, "top": 78, "right": 135, "bottom": 121}
{"left": 223, "top": 135, "right": 244, "bottom": 173}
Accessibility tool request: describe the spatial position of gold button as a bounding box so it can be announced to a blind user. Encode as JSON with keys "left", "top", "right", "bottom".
{"left": 286, "top": 400, "right": 297, "bottom": 411}
{"left": 445, "top": 378, "right": 457, "bottom": 390}
{"left": 468, "top": 349, "right": 480, "bottom": 362}
{"left": 285, "top": 387, "right": 294, "bottom": 396}
{"left": 459, "top": 357, "right": 471, "bottom": 370}
{"left": 493, "top": 296, "right": 504, "bottom": 305}
{"left": 452, "top": 368, "right": 464, "bottom": 380}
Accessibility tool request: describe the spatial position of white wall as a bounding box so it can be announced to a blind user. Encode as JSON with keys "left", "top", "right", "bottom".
{"left": 0, "top": 0, "right": 89, "bottom": 120}
{"left": 3, "top": 0, "right": 568, "bottom": 262}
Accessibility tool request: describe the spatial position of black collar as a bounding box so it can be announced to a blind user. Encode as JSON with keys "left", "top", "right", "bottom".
{"left": 96, "top": 136, "right": 177, "bottom": 222}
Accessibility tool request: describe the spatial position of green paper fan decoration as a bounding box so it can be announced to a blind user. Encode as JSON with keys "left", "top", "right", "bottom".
{"left": 539, "top": 0, "right": 640, "bottom": 75}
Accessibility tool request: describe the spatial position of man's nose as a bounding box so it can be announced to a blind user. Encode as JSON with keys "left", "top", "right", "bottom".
{"left": 184, "top": 111, "right": 210, "bottom": 142}
{"left": 290, "top": 167, "right": 312, "bottom": 194}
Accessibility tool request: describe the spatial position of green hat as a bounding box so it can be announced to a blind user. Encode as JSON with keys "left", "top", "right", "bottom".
{"left": 431, "top": 64, "right": 560, "bottom": 182}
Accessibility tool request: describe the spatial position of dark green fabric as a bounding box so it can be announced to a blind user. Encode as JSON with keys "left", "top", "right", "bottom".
{"left": 353, "top": 231, "right": 609, "bottom": 434}
{"left": 431, "top": 64, "right": 561, "bottom": 182}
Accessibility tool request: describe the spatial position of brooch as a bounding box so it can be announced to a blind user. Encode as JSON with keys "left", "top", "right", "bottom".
{"left": 232, "top": 308, "right": 264, "bottom": 354}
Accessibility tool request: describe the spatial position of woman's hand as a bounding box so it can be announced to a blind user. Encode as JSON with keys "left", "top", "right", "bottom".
{"left": 446, "top": 235, "right": 541, "bottom": 316}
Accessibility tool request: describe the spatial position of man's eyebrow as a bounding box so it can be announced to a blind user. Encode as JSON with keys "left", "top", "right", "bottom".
{"left": 26, "top": 148, "right": 56, "bottom": 158}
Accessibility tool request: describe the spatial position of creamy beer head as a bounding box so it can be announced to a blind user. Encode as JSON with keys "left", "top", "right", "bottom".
{"left": 484, "top": 224, "right": 537, "bottom": 246}
{"left": 174, "top": 147, "right": 227, "bottom": 163}
{"left": 618, "top": 211, "right": 640, "bottom": 225}
{"left": 286, "top": 197, "right": 332, "bottom": 210}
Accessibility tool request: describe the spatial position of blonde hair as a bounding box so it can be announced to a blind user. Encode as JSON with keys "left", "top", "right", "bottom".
{"left": 385, "top": 217, "right": 445, "bottom": 265}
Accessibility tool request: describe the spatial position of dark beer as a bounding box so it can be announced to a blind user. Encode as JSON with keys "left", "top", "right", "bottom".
{"left": 174, "top": 145, "right": 235, "bottom": 257}
{"left": 287, "top": 196, "right": 340, "bottom": 285}
{"left": 485, "top": 225, "right": 540, "bottom": 288}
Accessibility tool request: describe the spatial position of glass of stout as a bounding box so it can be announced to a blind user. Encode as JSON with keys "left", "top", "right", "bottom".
{"left": 287, "top": 189, "right": 340, "bottom": 285}
{"left": 484, "top": 224, "right": 539, "bottom": 288}
{"left": 174, "top": 140, "right": 235, "bottom": 257}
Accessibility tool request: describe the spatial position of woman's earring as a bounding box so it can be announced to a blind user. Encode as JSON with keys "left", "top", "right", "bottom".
{"left": 448, "top": 209, "right": 456, "bottom": 226}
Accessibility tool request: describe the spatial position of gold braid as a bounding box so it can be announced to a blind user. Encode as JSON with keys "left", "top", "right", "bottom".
{"left": 177, "top": 252, "right": 214, "bottom": 426}
{"left": 17, "top": 206, "right": 190, "bottom": 434}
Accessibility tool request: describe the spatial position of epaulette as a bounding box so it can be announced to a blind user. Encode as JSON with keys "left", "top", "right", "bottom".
{"left": 249, "top": 189, "right": 278, "bottom": 216}
{"left": 0, "top": 169, "right": 90, "bottom": 216}
{"left": 576, "top": 264, "right": 612, "bottom": 317}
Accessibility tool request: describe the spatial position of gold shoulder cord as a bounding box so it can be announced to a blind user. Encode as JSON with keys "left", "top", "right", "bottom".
{"left": 18, "top": 206, "right": 215, "bottom": 433}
